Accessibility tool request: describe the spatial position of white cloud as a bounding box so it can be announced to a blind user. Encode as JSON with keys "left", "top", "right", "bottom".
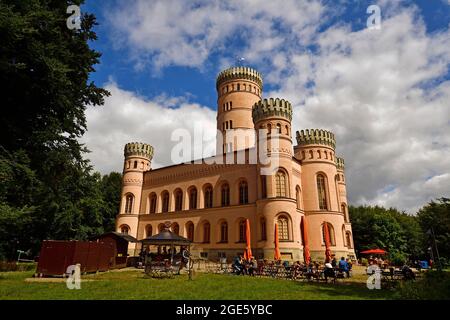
{"left": 82, "top": 82, "right": 217, "bottom": 173}
{"left": 105, "top": 0, "right": 325, "bottom": 71}
{"left": 85, "top": 1, "right": 450, "bottom": 213}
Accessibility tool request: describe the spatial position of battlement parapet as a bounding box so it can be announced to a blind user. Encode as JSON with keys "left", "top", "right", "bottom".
{"left": 124, "top": 142, "right": 154, "bottom": 160}
{"left": 252, "top": 98, "right": 292, "bottom": 123}
{"left": 216, "top": 66, "right": 263, "bottom": 90}
{"left": 296, "top": 129, "right": 336, "bottom": 149}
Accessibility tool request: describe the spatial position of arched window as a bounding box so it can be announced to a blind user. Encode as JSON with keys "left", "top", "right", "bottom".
{"left": 261, "top": 176, "right": 267, "bottom": 199}
{"left": 267, "top": 123, "right": 272, "bottom": 135}
{"left": 161, "top": 191, "right": 169, "bottom": 213}
{"left": 186, "top": 222, "right": 194, "bottom": 242}
{"left": 309, "top": 150, "right": 314, "bottom": 159}
{"left": 322, "top": 222, "right": 336, "bottom": 246}
{"left": 124, "top": 194, "right": 134, "bottom": 213}
{"left": 189, "top": 187, "right": 197, "bottom": 210}
{"left": 203, "top": 222, "right": 210, "bottom": 243}
{"left": 172, "top": 223, "right": 179, "bottom": 235}
{"left": 175, "top": 189, "right": 183, "bottom": 211}
{"left": 346, "top": 231, "right": 352, "bottom": 248}
{"left": 204, "top": 186, "right": 213, "bottom": 208}
{"left": 239, "top": 181, "right": 248, "bottom": 204}
{"left": 276, "top": 123, "right": 281, "bottom": 134}
{"left": 133, "top": 161, "right": 137, "bottom": 169}
{"left": 341, "top": 204, "right": 349, "bottom": 222}
{"left": 120, "top": 225, "right": 130, "bottom": 235}
{"left": 317, "top": 174, "right": 328, "bottom": 210}
{"left": 285, "top": 125, "right": 289, "bottom": 136}
{"left": 220, "top": 221, "right": 228, "bottom": 243}
{"left": 296, "top": 186, "right": 301, "bottom": 209}
{"left": 158, "top": 223, "right": 165, "bottom": 233}
{"left": 317, "top": 150, "right": 321, "bottom": 159}
{"left": 278, "top": 216, "right": 289, "bottom": 241}
{"left": 275, "top": 171, "right": 287, "bottom": 197}
{"left": 149, "top": 193, "right": 157, "bottom": 214}
{"left": 221, "top": 183, "right": 230, "bottom": 206}
{"left": 145, "top": 225, "right": 152, "bottom": 237}
{"left": 238, "top": 219, "right": 246, "bottom": 242}
{"left": 260, "top": 218, "right": 267, "bottom": 241}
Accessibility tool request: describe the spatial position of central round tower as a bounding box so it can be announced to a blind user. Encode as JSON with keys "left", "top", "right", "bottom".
{"left": 216, "top": 66, "right": 263, "bottom": 154}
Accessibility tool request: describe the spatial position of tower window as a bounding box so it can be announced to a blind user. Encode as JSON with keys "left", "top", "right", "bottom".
{"left": 317, "top": 174, "right": 328, "bottom": 210}
{"left": 120, "top": 225, "right": 130, "bottom": 235}
{"left": 133, "top": 161, "right": 137, "bottom": 169}
{"left": 230, "top": 120, "right": 233, "bottom": 129}
{"left": 275, "top": 171, "right": 287, "bottom": 197}
{"left": 276, "top": 123, "right": 281, "bottom": 134}
{"left": 125, "top": 194, "right": 134, "bottom": 213}
{"left": 229, "top": 101, "right": 232, "bottom": 109}
{"left": 278, "top": 216, "right": 289, "bottom": 241}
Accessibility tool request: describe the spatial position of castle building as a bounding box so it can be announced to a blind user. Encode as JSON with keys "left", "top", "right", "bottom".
{"left": 116, "top": 66, "right": 356, "bottom": 261}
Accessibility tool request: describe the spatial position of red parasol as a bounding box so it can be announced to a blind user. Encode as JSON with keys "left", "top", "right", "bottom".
{"left": 301, "top": 216, "right": 311, "bottom": 264}
{"left": 274, "top": 223, "right": 281, "bottom": 261}
{"left": 244, "top": 219, "right": 252, "bottom": 260}
{"left": 323, "top": 222, "right": 332, "bottom": 263}
{"left": 360, "top": 249, "right": 387, "bottom": 255}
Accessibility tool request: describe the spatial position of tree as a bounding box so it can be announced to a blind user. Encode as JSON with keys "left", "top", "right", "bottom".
{"left": 349, "top": 205, "right": 425, "bottom": 263}
{"left": 417, "top": 198, "right": 450, "bottom": 264}
{"left": 0, "top": 0, "right": 112, "bottom": 260}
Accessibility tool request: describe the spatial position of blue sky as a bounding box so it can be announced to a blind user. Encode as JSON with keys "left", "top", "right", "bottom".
{"left": 80, "top": 0, "right": 450, "bottom": 213}
{"left": 83, "top": 0, "right": 450, "bottom": 109}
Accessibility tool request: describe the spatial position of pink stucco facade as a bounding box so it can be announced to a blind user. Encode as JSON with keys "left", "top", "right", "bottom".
{"left": 116, "top": 67, "right": 356, "bottom": 262}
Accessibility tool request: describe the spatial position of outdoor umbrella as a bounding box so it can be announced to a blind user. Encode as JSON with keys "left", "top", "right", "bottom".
{"left": 323, "top": 222, "right": 332, "bottom": 263}
{"left": 360, "top": 249, "right": 387, "bottom": 255}
{"left": 301, "top": 216, "right": 311, "bottom": 264}
{"left": 274, "top": 223, "right": 281, "bottom": 261}
{"left": 244, "top": 219, "right": 252, "bottom": 260}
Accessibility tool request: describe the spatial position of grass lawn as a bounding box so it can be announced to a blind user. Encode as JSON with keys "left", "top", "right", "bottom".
{"left": 0, "top": 268, "right": 396, "bottom": 300}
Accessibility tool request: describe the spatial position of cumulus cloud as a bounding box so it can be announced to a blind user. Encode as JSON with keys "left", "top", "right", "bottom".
{"left": 82, "top": 82, "right": 217, "bottom": 173}
{"left": 105, "top": 0, "right": 324, "bottom": 71}
{"left": 85, "top": 1, "right": 450, "bottom": 213}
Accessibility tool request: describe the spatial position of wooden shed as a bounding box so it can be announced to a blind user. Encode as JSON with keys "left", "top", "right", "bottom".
{"left": 92, "top": 232, "right": 137, "bottom": 269}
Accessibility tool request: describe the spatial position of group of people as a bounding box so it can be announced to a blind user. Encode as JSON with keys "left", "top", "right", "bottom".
{"left": 231, "top": 254, "right": 353, "bottom": 281}
{"left": 322, "top": 256, "right": 353, "bottom": 281}
{"left": 232, "top": 255, "right": 258, "bottom": 275}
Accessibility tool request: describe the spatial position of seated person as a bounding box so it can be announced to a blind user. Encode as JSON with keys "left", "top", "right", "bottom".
{"left": 324, "top": 262, "right": 336, "bottom": 282}
{"left": 248, "top": 257, "right": 257, "bottom": 276}
{"left": 232, "top": 255, "right": 244, "bottom": 275}
{"left": 338, "top": 257, "right": 350, "bottom": 277}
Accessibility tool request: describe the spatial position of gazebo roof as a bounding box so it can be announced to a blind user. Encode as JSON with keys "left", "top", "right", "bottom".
{"left": 91, "top": 231, "right": 138, "bottom": 243}
{"left": 140, "top": 229, "right": 191, "bottom": 246}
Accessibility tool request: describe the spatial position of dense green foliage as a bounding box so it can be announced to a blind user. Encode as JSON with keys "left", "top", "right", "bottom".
{"left": 395, "top": 270, "right": 450, "bottom": 300}
{"left": 350, "top": 199, "right": 450, "bottom": 265}
{"left": 0, "top": 0, "right": 118, "bottom": 260}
